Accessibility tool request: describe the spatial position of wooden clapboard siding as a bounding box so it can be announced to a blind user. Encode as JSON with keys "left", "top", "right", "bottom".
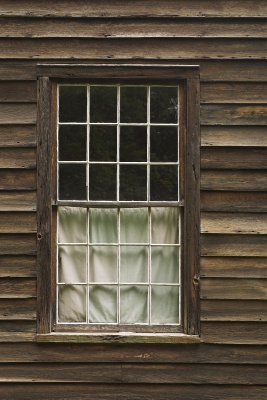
{"left": 1, "top": 18, "right": 267, "bottom": 39}
{"left": 0, "top": 2, "right": 266, "bottom": 399}
{"left": 201, "top": 126, "right": 267, "bottom": 147}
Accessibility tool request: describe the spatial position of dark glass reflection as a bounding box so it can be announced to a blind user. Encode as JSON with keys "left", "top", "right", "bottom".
{"left": 150, "top": 87, "right": 178, "bottom": 124}
{"left": 59, "top": 86, "right": 87, "bottom": 122}
{"left": 120, "top": 165, "right": 147, "bottom": 201}
{"left": 59, "top": 164, "right": 87, "bottom": 200}
{"left": 90, "top": 125, "right": 117, "bottom": 161}
{"left": 150, "top": 126, "right": 178, "bottom": 162}
{"left": 89, "top": 164, "right": 116, "bottom": 200}
{"left": 120, "top": 87, "right": 147, "bottom": 123}
{"left": 59, "top": 125, "right": 87, "bottom": 161}
{"left": 150, "top": 165, "right": 178, "bottom": 201}
{"left": 120, "top": 126, "right": 147, "bottom": 162}
{"left": 90, "top": 86, "right": 117, "bottom": 122}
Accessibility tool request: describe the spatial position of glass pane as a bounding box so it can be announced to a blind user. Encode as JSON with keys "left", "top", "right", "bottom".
{"left": 90, "top": 125, "right": 117, "bottom": 161}
{"left": 89, "top": 246, "right": 117, "bottom": 283}
{"left": 151, "top": 246, "right": 179, "bottom": 284}
{"left": 120, "top": 208, "right": 148, "bottom": 243}
{"left": 58, "top": 285, "right": 86, "bottom": 323}
{"left": 120, "top": 285, "right": 148, "bottom": 323}
{"left": 59, "top": 164, "right": 87, "bottom": 200}
{"left": 89, "top": 164, "right": 116, "bottom": 201}
{"left": 150, "top": 165, "right": 178, "bottom": 201}
{"left": 150, "top": 86, "right": 178, "bottom": 124}
{"left": 59, "top": 125, "right": 87, "bottom": 161}
{"left": 90, "top": 86, "right": 117, "bottom": 123}
{"left": 58, "top": 206, "right": 87, "bottom": 243}
{"left": 120, "top": 126, "right": 147, "bottom": 162}
{"left": 120, "top": 86, "right": 147, "bottom": 123}
{"left": 120, "top": 165, "right": 147, "bottom": 201}
{"left": 120, "top": 246, "right": 148, "bottom": 283}
{"left": 151, "top": 286, "right": 179, "bottom": 324}
{"left": 151, "top": 208, "right": 179, "bottom": 244}
{"left": 89, "top": 285, "right": 117, "bottom": 323}
{"left": 58, "top": 246, "right": 87, "bottom": 283}
{"left": 150, "top": 126, "right": 178, "bottom": 162}
{"left": 89, "top": 208, "right": 117, "bottom": 243}
{"left": 59, "top": 85, "right": 87, "bottom": 122}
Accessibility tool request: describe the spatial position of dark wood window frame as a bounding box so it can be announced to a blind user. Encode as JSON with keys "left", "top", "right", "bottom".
{"left": 36, "top": 64, "right": 200, "bottom": 343}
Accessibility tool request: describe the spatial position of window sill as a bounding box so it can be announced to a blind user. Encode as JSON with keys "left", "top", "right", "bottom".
{"left": 37, "top": 332, "right": 202, "bottom": 344}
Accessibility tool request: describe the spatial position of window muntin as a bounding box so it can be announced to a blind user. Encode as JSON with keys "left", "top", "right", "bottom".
{"left": 56, "top": 84, "right": 182, "bottom": 329}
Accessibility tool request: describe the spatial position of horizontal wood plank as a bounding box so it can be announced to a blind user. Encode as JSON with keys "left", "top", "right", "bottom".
{"left": 201, "top": 83, "right": 267, "bottom": 103}
{"left": 0, "top": 38, "right": 267, "bottom": 59}
{"left": 0, "top": 234, "right": 36, "bottom": 255}
{"left": 0, "top": 320, "right": 36, "bottom": 333}
{"left": 1, "top": 18, "right": 267, "bottom": 39}
{"left": 0, "top": 278, "right": 36, "bottom": 298}
{"left": 0, "top": 148, "right": 36, "bottom": 168}
{"left": 0, "top": 191, "right": 36, "bottom": 211}
{"left": 0, "top": 103, "right": 36, "bottom": 124}
{"left": 0, "top": 125, "right": 36, "bottom": 147}
{"left": 201, "top": 191, "right": 267, "bottom": 212}
{"left": 1, "top": 0, "right": 267, "bottom": 17}
{"left": 0, "top": 170, "right": 36, "bottom": 190}
{"left": 201, "top": 104, "right": 267, "bottom": 125}
{"left": 202, "top": 322, "right": 267, "bottom": 344}
{"left": 0, "top": 255, "right": 36, "bottom": 278}
{"left": 0, "top": 81, "right": 36, "bottom": 102}
{"left": 0, "top": 212, "right": 36, "bottom": 233}
{"left": 201, "top": 278, "right": 267, "bottom": 300}
{"left": 0, "top": 383, "right": 265, "bottom": 400}
{"left": 201, "top": 234, "right": 267, "bottom": 257}
{"left": 201, "top": 126, "right": 267, "bottom": 147}
{"left": 0, "top": 298, "right": 36, "bottom": 320}
{"left": 201, "top": 170, "right": 267, "bottom": 191}
{"left": 201, "top": 148, "right": 267, "bottom": 169}
{"left": 201, "top": 299, "right": 267, "bottom": 321}
{"left": 201, "top": 212, "right": 267, "bottom": 234}
{"left": 200, "top": 257, "right": 267, "bottom": 278}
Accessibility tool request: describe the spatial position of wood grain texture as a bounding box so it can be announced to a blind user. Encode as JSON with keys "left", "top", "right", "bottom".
{"left": 201, "top": 104, "right": 267, "bottom": 125}
{"left": 0, "top": 81, "right": 36, "bottom": 102}
{"left": 0, "top": 298, "right": 36, "bottom": 320}
{"left": 201, "top": 148, "right": 267, "bottom": 169}
{"left": 0, "top": 0, "right": 267, "bottom": 17}
{"left": 201, "top": 83, "right": 267, "bottom": 103}
{"left": 201, "top": 235, "right": 267, "bottom": 257}
{"left": 0, "top": 278, "right": 36, "bottom": 298}
{"left": 0, "top": 255, "right": 36, "bottom": 277}
{"left": 201, "top": 191, "right": 267, "bottom": 212}
{"left": 0, "top": 103, "right": 36, "bottom": 124}
{"left": 0, "top": 38, "right": 267, "bottom": 60}
{"left": 201, "top": 299, "right": 267, "bottom": 321}
{"left": 201, "top": 127, "right": 267, "bottom": 148}
{"left": 0, "top": 234, "right": 36, "bottom": 255}
{"left": 0, "top": 170, "right": 36, "bottom": 190}
{"left": 202, "top": 322, "right": 267, "bottom": 344}
{"left": 0, "top": 212, "right": 36, "bottom": 233}
{"left": 0, "top": 125, "right": 36, "bottom": 147}
{"left": 201, "top": 278, "right": 267, "bottom": 300}
{"left": 200, "top": 257, "right": 267, "bottom": 278}
{"left": 0, "top": 148, "right": 36, "bottom": 168}
{"left": 201, "top": 212, "right": 267, "bottom": 234}
{"left": 1, "top": 18, "right": 267, "bottom": 38}
{"left": 201, "top": 170, "right": 267, "bottom": 191}
{"left": 0, "top": 191, "right": 36, "bottom": 211}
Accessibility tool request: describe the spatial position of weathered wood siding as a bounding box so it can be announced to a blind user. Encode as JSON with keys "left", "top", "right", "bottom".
{"left": 0, "top": 1, "right": 266, "bottom": 398}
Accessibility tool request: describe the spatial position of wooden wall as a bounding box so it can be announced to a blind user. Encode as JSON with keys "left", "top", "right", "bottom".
{"left": 0, "top": 1, "right": 266, "bottom": 398}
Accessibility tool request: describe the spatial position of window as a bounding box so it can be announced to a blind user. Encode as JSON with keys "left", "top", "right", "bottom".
{"left": 37, "top": 64, "right": 200, "bottom": 341}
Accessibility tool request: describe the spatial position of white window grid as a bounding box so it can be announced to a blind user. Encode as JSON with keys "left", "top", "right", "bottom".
{"left": 56, "top": 84, "right": 182, "bottom": 326}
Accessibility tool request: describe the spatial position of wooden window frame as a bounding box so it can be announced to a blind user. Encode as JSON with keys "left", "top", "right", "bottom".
{"left": 36, "top": 64, "right": 200, "bottom": 343}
